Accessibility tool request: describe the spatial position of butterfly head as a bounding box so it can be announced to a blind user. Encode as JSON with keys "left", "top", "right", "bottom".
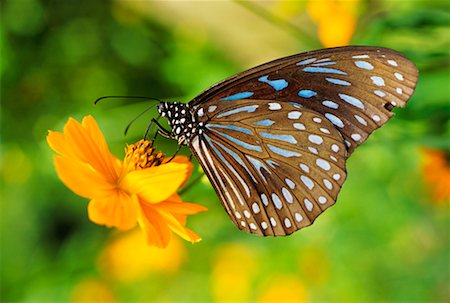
{"left": 157, "top": 102, "right": 203, "bottom": 146}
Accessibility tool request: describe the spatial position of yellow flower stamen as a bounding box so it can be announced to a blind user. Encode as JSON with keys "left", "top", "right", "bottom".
{"left": 125, "top": 139, "right": 165, "bottom": 170}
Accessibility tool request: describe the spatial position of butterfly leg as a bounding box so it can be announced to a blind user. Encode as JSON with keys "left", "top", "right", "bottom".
{"left": 166, "top": 143, "right": 182, "bottom": 163}
{"left": 144, "top": 118, "right": 172, "bottom": 140}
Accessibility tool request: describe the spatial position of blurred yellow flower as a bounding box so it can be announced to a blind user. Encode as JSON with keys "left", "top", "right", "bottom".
{"left": 212, "top": 243, "right": 259, "bottom": 302}
{"left": 307, "top": 0, "right": 359, "bottom": 47}
{"left": 70, "top": 278, "right": 116, "bottom": 303}
{"left": 98, "top": 229, "right": 185, "bottom": 283}
{"left": 47, "top": 115, "right": 207, "bottom": 248}
{"left": 257, "top": 275, "right": 308, "bottom": 303}
{"left": 421, "top": 148, "right": 450, "bottom": 203}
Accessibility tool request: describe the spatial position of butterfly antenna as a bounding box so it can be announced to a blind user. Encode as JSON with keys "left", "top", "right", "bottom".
{"left": 94, "top": 95, "right": 162, "bottom": 105}
{"left": 124, "top": 103, "right": 158, "bottom": 136}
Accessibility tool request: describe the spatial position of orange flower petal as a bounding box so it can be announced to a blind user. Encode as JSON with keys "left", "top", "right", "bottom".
{"left": 157, "top": 207, "right": 202, "bottom": 244}
{"left": 122, "top": 162, "right": 191, "bottom": 203}
{"left": 47, "top": 130, "right": 77, "bottom": 160}
{"left": 138, "top": 201, "right": 173, "bottom": 248}
{"left": 88, "top": 191, "right": 138, "bottom": 230}
{"left": 63, "top": 117, "right": 120, "bottom": 183}
{"left": 160, "top": 199, "right": 208, "bottom": 215}
{"left": 54, "top": 156, "right": 116, "bottom": 199}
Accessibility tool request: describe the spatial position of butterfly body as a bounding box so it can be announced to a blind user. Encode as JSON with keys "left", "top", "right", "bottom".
{"left": 157, "top": 46, "right": 418, "bottom": 236}
{"left": 157, "top": 102, "right": 202, "bottom": 146}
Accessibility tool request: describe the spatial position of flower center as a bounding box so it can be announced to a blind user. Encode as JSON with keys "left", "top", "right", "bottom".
{"left": 124, "top": 139, "right": 165, "bottom": 169}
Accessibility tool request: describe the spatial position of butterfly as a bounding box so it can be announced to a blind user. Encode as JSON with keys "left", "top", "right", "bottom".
{"left": 154, "top": 46, "right": 418, "bottom": 236}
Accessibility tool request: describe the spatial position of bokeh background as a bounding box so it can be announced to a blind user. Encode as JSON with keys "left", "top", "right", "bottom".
{"left": 1, "top": 0, "right": 449, "bottom": 302}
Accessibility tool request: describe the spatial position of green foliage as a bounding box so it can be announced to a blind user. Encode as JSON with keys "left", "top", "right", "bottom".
{"left": 1, "top": 0, "right": 448, "bottom": 302}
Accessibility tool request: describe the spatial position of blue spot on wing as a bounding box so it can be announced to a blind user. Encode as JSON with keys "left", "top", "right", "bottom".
{"left": 298, "top": 90, "right": 317, "bottom": 98}
{"left": 296, "top": 58, "right": 317, "bottom": 65}
{"left": 289, "top": 102, "right": 303, "bottom": 108}
{"left": 325, "top": 78, "right": 351, "bottom": 86}
{"left": 253, "top": 119, "right": 274, "bottom": 126}
{"left": 311, "top": 61, "right": 336, "bottom": 66}
{"left": 220, "top": 92, "right": 254, "bottom": 101}
{"left": 258, "top": 76, "right": 288, "bottom": 91}
{"left": 354, "top": 61, "right": 374, "bottom": 70}
{"left": 303, "top": 67, "right": 347, "bottom": 75}
{"left": 206, "top": 123, "right": 253, "bottom": 135}
{"left": 267, "top": 144, "right": 301, "bottom": 157}
{"left": 216, "top": 105, "right": 258, "bottom": 118}
{"left": 259, "top": 133, "right": 297, "bottom": 144}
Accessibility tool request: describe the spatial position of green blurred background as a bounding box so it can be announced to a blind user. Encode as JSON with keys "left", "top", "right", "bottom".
{"left": 1, "top": 0, "right": 449, "bottom": 302}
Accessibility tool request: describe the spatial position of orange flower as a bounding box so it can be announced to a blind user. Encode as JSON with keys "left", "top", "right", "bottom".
{"left": 47, "top": 115, "right": 207, "bottom": 248}
{"left": 421, "top": 148, "right": 450, "bottom": 203}
{"left": 307, "top": 0, "right": 359, "bottom": 47}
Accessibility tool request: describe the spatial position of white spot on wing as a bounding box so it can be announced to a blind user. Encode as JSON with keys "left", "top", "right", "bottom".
{"left": 272, "top": 193, "right": 283, "bottom": 209}
{"left": 351, "top": 133, "right": 362, "bottom": 141}
{"left": 293, "top": 123, "right": 305, "bottom": 130}
{"left": 322, "top": 100, "right": 339, "bottom": 109}
{"left": 308, "top": 147, "right": 318, "bottom": 154}
{"left": 387, "top": 59, "right": 398, "bottom": 66}
{"left": 339, "top": 93, "right": 364, "bottom": 109}
{"left": 323, "top": 179, "right": 333, "bottom": 190}
{"left": 269, "top": 102, "right": 282, "bottom": 110}
{"left": 325, "top": 113, "right": 344, "bottom": 128}
{"left": 331, "top": 144, "right": 339, "bottom": 152}
{"left": 261, "top": 194, "right": 269, "bottom": 206}
{"left": 270, "top": 217, "right": 277, "bottom": 226}
{"left": 352, "top": 55, "right": 369, "bottom": 59}
{"left": 285, "top": 178, "right": 295, "bottom": 189}
{"left": 320, "top": 127, "right": 331, "bottom": 134}
{"left": 308, "top": 134, "right": 323, "bottom": 145}
{"left": 300, "top": 163, "right": 310, "bottom": 173}
{"left": 252, "top": 203, "right": 260, "bottom": 214}
{"left": 371, "top": 76, "right": 385, "bottom": 86}
{"left": 316, "top": 158, "right": 331, "bottom": 171}
{"left": 374, "top": 90, "right": 386, "bottom": 97}
{"left": 288, "top": 111, "right": 302, "bottom": 119}
{"left": 301, "top": 175, "right": 314, "bottom": 189}
{"left": 394, "top": 72, "right": 404, "bottom": 81}
{"left": 304, "top": 198, "right": 313, "bottom": 211}
{"left": 282, "top": 187, "right": 293, "bottom": 203}
{"left": 354, "top": 115, "right": 368, "bottom": 126}
{"left": 354, "top": 61, "right": 374, "bottom": 70}
{"left": 284, "top": 218, "right": 292, "bottom": 228}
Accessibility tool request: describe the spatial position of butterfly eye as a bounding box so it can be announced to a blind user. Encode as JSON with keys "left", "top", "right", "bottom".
{"left": 160, "top": 46, "right": 418, "bottom": 236}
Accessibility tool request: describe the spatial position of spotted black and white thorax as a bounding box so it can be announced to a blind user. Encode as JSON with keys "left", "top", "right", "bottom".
{"left": 157, "top": 102, "right": 204, "bottom": 146}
